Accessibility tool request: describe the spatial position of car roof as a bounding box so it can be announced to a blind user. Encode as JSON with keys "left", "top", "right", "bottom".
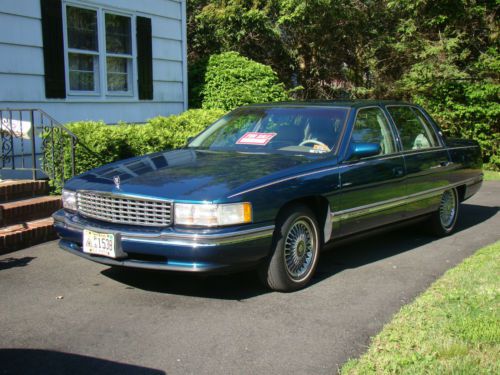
{"left": 245, "top": 100, "right": 414, "bottom": 109}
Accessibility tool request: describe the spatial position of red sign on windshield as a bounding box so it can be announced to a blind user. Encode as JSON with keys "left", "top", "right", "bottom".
{"left": 236, "top": 132, "right": 277, "bottom": 146}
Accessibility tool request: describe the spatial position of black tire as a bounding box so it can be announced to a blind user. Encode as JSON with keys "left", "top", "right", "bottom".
{"left": 259, "top": 204, "right": 321, "bottom": 292}
{"left": 429, "top": 188, "right": 459, "bottom": 236}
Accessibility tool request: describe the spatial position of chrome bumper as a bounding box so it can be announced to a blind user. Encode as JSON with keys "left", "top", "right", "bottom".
{"left": 53, "top": 210, "right": 275, "bottom": 272}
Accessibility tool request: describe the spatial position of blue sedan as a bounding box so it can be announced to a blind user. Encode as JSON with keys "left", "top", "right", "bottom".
{"left": 54, "top": 101, "right": 483, "bottom": 291}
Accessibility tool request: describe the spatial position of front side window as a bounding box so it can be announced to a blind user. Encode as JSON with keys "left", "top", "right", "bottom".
{"left": 387, "top": 106, "right": 439, "bottom": 150}
{"left": 65, "top": 5, "right": 134, "bottom": 95}
{"left": 352, "top": 107, "right": 396, "bottom": 155}
{"left": 189, "top": 107, "right": 349, "bottom": 154}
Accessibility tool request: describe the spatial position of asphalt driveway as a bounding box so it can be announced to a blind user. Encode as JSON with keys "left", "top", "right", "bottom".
{"left": 1, "top": 182, "right": 499, "bottom": 375}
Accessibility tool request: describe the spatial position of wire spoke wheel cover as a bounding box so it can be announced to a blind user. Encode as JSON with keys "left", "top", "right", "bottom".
{"left": 283, "top": 217, "right": 318, "bottom": 281}
{"left": 439, "top": 189, "right": 457, "bottom": 229}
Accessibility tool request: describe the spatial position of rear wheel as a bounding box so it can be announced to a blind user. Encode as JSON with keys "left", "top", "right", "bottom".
{"left": 430, "top": 188, "right": 459, "bottom": 236}
{"left": 259, "top": 205, "right": 321, "bottom": 292}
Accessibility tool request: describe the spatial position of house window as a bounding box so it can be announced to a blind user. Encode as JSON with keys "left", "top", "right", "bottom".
{"left": 64, "top": 4, "right": 134, "bottom": 96}
{"left": 66, "top": 6, "right": 99, "bottom": 92}
{"left": 105, "top": 13, "right": 132, "bottom": 93}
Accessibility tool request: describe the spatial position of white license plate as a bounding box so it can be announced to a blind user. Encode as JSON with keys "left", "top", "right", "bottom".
{"left": 83, "top": 229, "right": 117, "bottom": 258}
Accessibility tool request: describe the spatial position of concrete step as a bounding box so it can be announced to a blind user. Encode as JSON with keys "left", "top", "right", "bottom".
{"left": 0, "top": 218, "right": 57, "bottom": 255}
{"left": 0, "top": 196, "right": 62, "bottom": 227}
{"left": 0, "top": 180, "right": 49, "bottom": 202}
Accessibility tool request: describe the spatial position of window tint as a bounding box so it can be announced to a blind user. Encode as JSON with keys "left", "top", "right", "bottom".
{"left": 352, "top": 107, "right": 396, "bottom": 155}
{"left": 388, "top": 106, "right": 439, "bottom": 150}
{"left": 413, "top": 108, "right": 440, "bottom": 147}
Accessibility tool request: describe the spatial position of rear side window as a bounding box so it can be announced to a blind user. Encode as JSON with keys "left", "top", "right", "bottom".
{"left": 352, "top": 107, "right": 396, "bottom": 155}
{"left": 387, "top": 106, "right": 439, "bottom": 150}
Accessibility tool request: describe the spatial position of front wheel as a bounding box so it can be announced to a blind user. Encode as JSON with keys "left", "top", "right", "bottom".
{"left": 259, "top": 205, "right": 321, "bottom": 292}
{"left": 429, "top": 188, "right": 459, "bottom": 236}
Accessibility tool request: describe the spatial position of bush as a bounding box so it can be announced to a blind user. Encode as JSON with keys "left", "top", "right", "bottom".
{"left": 44, "top": 109, "right": 225, "bottom": 193}
{"left": 201, "top": 51, "right": 290, "bottom": 111}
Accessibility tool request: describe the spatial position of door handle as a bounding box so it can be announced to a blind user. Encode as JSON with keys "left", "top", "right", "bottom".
{"left": 440, "top": 161, "right": 453, "bottom": 167}
{"left": 393, "top": 167, "right": 404, "bottom": 177}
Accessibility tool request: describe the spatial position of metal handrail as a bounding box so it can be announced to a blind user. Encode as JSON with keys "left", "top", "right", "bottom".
{"left": 0, "top": 108, "right": 96, "bottom": 188}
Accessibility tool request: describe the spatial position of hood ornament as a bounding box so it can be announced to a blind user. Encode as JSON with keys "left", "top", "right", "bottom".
{"left": 113, "top": 176, "right": 121, "bottom": 189}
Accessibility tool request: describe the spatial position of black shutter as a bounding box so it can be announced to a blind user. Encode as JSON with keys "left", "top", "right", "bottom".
{"left": 136, "top": 16, "right": 153, "bottom": 100}
{"left": 40, "top": 0, "right": 66, "bottom": 98}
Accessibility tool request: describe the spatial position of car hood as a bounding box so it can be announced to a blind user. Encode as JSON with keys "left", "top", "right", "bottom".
{"left": 64, "top": 149, "right": 329, "bottom": 201}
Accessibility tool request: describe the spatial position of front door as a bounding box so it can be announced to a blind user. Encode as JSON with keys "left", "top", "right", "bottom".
{"left": 337, "top": 107, "right": 406, "bottom": 237}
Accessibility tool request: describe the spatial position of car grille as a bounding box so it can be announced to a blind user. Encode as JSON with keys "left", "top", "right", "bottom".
{"left": 76, "top": 191, "right": 172, "bottom": 227}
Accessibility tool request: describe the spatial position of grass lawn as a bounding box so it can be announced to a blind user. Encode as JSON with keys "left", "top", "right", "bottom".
{"left": 483, "top": 170, "right": 500, "bottom": 181}
{"left": 341, "top": 241, "right": 500, "bottom": 375}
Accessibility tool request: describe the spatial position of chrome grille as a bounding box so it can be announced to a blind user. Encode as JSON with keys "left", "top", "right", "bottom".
{"left": 76, "top": 191, "right": 172, "bottom": 226}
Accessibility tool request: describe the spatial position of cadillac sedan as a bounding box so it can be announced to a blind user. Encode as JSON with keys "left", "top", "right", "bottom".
{"left": 53, "top": 101, "right": 483, "bottom": 291}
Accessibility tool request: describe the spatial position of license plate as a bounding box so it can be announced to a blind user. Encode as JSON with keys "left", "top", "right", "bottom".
{"left": 83, "top": 229, "right": 117, "bottom": 258}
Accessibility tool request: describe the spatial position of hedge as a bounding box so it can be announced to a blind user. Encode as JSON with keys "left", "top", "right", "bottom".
{"left": 43, "top": 109, "right": 225, "bottom": 193}
{"left": 201, "top": 51, "right": 290, "bottom": 111}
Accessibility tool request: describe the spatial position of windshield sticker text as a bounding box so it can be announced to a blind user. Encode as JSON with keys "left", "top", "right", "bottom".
{"left": 236, "top": 132, "right": 277, "bottom": 146}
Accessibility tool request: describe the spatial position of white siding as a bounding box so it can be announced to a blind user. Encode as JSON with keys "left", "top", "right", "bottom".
{"left": 0, "top": 0, "right": 187, "bottom": 124}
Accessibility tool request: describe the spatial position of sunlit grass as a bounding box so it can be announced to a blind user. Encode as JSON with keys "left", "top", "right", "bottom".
{"left": 483, "top": 170, "right": 500, "bottom": 181}
{"left": 341, "top": 241, "right": 500, "bottom": 375}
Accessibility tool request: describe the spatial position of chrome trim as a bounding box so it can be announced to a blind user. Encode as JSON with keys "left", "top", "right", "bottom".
{"left": 76, "top": 190, "right": 173, "bottom": 203}
{"left": 76, "top": 190, "right": 173, "bottom": 227}
{"left": 331, "top": 176, "right": 482, "bottom": 222}
{"left": 58, "top": 240, "right": 224, "bottom": 272}
{"left": 446, "top": 145, "right": 480, "bottom": 151}
{"left": 53, "top": 211, "right": 275, "bottom": 247}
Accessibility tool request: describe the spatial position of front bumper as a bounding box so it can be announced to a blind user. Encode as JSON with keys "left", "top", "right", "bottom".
{"left": 53, "top": 210, "right": 274, "bottom": 272}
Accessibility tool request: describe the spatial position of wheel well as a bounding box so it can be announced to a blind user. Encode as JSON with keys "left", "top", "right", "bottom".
{"left": 456, "top": 185, "right": 466, "bottom": 202}
{"left": 277, "top": 196, "right": 330, "bottom": 231}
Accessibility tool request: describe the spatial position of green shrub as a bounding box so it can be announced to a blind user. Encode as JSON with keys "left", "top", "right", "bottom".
{"left": 43, "top": 109, "right": 225, "bottom": 193}
{"left": 201, "top": 51, "right": 290, "bottom": 111}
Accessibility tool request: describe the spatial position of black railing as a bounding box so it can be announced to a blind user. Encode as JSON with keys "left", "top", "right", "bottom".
{"left": 0, "top": 109, "right": 88, "bottom": 187}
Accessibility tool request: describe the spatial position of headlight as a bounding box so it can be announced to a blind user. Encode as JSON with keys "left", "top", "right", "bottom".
{"left": 174, "top": 202, "right": 252, "bottom": 227}
{"left": 62, "top": 189, "right": 77, "bottom": 211}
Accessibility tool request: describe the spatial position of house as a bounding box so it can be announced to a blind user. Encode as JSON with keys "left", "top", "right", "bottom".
{"left": 0, "top": 0, "right": 188, "bottom": 124}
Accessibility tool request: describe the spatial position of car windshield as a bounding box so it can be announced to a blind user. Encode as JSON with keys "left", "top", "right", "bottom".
{"left": 188, "top": 106, "right": 349, "bottom": 154}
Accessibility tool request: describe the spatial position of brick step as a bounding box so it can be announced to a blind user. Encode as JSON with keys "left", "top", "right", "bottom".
{"left": 0, "top": 217, "right": 57, "bottom": 255}
{"left": 0, "top": 196, "right": 62, "bottom": 227}
{"left": 0, "top": 180, "right": 49, "bottom": 203}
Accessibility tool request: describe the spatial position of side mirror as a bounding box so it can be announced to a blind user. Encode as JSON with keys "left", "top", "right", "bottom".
{"left": 186, "top": 136, "right": 194, "bottom": 144}
{"left": 347, "top": 142, "right": 381, "bottom": 161}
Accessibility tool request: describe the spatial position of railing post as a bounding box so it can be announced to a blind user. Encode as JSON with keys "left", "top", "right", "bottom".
{"left": 71, "top": 137, "right": 76, "bottom": 177}
{"left": 30, "top": 110, "right": 36, "bottom": 180}
{"left": 9, "top": 110, "right": 15, "bottom": 170}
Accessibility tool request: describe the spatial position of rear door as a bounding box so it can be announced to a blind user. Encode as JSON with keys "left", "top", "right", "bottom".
{"left": 337, "top": 107, "right": 406, "bottom": 237}
{"left": 385, "top": 105, "right": 452, "bottom": 218}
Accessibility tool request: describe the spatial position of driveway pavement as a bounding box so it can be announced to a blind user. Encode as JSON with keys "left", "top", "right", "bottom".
{"left": 1, "top": 182, "right": 499, "bottom": 375}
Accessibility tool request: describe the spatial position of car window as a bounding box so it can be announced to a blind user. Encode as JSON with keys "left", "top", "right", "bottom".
{"left": 412, "top": 108, "right": 440, "bottom": 147}
{"left": 352, "top": 107, "right": 396, "bottom": 156}
{"left": 189, "top": 106, "right": 349, "bottom": 154}
{"left": 387, "top": 106, "right": 439, "bottom": 150}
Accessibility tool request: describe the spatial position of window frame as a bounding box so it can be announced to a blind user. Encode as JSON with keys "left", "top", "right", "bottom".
{"left": 103, "top": 10, "right": 135, "bottom": 97}
{"left": 62, "top": 1, "right": 137, "bottom": 98}
{"left": 386, "top": 105, "right": 444, "bottom": 152}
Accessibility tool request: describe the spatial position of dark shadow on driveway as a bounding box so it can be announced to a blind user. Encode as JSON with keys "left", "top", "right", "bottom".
{"left": 101, "top": 203, "right": 498, "bottom": 300}
{"left": 0, "top": 256, "right": 36, "bottom": 271}
{"left": 0, "top": 349, "right": 165, "bottom": 375}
